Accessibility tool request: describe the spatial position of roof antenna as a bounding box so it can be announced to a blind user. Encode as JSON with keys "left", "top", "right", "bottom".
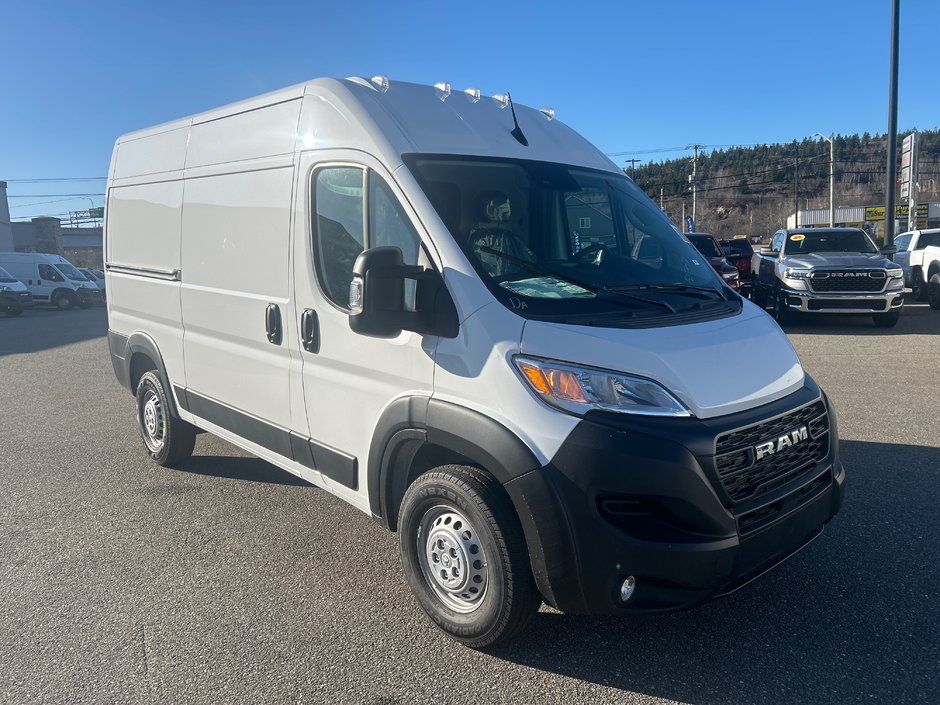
{"left": 507, "top": 93, "right": 528, "bottom": 146}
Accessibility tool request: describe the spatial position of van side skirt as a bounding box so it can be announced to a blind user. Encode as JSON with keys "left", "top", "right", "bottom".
{"left": 174, "top": 386, "right": 358, "bottom": 490}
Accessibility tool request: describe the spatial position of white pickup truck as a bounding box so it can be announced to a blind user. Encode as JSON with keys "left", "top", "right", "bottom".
{"left": 894, "top": 228, "right": 940, "bottom": 301}
{"left": 918, "top": 245, "right": 940, "bottom": 310}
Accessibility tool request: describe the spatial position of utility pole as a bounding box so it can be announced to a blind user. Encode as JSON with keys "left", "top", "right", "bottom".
{"left": 625, "top": 158, "right": 641, "bottom": 180}
{"left": 688, "top": 144, "right": 700, "bottom": 229}
{"left": 660, "top": 187, "right": 664, "bottom": 211}
{"left": 884, "top": 0, "right": 900, "bottom": 251}
{"left": 828, "top": 135, "right": 835, "bottom": 226}
{"left": 794, "top": 144, "right": 800, "bottom": 228}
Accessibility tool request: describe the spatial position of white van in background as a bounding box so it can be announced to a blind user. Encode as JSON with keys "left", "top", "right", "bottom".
{"left": 0, "top": 252, "right": 102, "bottom": 310}
{"left": 106, "top": 77, "right": 844, "bottom": 647}
{"left": 0, "top": 264, "right": 33, "bottom": 316}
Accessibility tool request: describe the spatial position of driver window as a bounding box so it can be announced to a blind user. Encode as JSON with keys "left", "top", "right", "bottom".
{"left": 369, "top": 174, "right": 422, "bottom": 311}
{"left": 38, "top": 264, "right": 63, "bottom": 282}
{"left": 313, "top": 167, "right": 365, "bottom": 309}
{"left": 772, "top": 232, "right": 784, "bottom": 252}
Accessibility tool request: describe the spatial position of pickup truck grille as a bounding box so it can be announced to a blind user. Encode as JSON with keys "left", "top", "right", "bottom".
{"left": 809, "top": 270, "right": 886, "bottom": 293}
{"left": 714, "top": 400, "right": 829, "bottom": 503}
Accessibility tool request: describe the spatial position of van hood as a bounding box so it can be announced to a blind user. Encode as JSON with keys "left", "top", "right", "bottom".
{"left": 781, "top": 252, "right": 890, "bottom": 269}
{"left": 520, "top": 303, "right": 804, "bottom": 419}
{"left": 0, "top": 279, "right": 27, "bottom": 292}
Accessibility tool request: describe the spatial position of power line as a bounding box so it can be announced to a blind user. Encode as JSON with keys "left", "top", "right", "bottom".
{"left": 3, "top": 177, "right": 107, "bottom": 183}
{"left": 6, "top": 193, "right": 103, "bottom": 198}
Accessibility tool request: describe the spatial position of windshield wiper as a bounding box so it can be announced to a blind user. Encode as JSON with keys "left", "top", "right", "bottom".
{"left": 609, "top": 282, "right": 728, "bottom": 301}
{"left": 477, "top": 246, "right": 676, "bottom": 313}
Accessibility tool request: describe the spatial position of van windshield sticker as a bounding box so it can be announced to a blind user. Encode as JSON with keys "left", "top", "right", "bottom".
{"left": 500, "top": 277, "right": 594, "bottom": 300}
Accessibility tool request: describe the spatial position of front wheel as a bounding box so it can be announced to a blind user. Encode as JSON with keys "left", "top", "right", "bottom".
{"left": 771, "top": 287, "right": 793, "bottom": 325}
{"left": 927, "top": 273, "right": 940, "bottom": 310}
{"left": 136, "top": 370, "right": 196, "bottom": 466}
{"left": 55, "top": 291, "right": 76, "bottom": 310}
{"left": 5, "top": 308, "right": 23, "bottom": 317}
{"left": 398, "top": 465, "right": 540, "bottom": 648}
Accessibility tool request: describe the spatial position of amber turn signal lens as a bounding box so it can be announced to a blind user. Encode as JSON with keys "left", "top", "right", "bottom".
{"left": 543, "top": 368, "right": 589, "bottom": 402}
{"left": 519, "top": 363, "right": 551, "bottom": 394}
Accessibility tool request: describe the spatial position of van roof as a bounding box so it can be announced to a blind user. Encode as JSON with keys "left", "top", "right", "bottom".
{"left": 112, "top": 77, "right": 618, "bottom": 179}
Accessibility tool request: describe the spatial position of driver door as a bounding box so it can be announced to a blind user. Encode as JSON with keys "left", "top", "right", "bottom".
{"left": 291, "top": 152, "right": 436, "bottom": 508}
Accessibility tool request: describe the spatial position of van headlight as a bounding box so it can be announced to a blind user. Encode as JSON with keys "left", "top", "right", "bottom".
{"left": 513, "top": 356, "right": 692, "bottom": 417}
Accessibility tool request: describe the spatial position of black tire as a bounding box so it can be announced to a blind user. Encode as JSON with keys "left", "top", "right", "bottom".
{"left": 928, "top": 273, "right": 940, "bottom": 311}
{"left": 872, "top": 311, "right": 900, "bottom": 328}
{"left": 5, "top": 308, "right": 23, "bottom": 317}
{"left": 910, "top": 270, "right": 928, "bottom": 302}
{"left": 398, "top": 465, "right": 540, "bottom": 648}
{"left": 55, "top": 291, "right": 76, "bottom": 310}
{"left": 771, "top": 287, "right": 793, "bottom": 325}
{"left": 136, "top": 370, "right": 196, "bottom": 466}
{"left": 751, "top": 283, "right": 768, "bottom": 309}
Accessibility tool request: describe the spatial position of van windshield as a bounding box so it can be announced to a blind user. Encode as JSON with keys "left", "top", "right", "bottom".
{"left": 0, "top": 266, "right": 16, "bottom": 283}
{"left": 406, "top": 155, "right": 738, "bottom": 324}
{"left": 55, "top": 262, "right": 88, "bottom": 282}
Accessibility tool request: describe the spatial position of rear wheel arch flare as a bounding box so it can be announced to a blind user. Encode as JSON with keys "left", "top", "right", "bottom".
{"left": 124, "top": 333, "right": 179, "bottom": 417}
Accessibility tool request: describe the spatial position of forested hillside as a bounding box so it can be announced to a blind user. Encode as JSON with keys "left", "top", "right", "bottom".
{"left": 630, "top": 129, "right": 940, "bottom": 238}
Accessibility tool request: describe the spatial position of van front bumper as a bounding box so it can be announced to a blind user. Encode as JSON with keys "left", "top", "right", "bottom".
{"left": 779, "top": 287, "right": 903, "bottom": 313}
{"left": 1, "top": 290, "right": 33, "bottom": 311}
{"left": 504, "top": 380, "right": 844, "bottom": 615}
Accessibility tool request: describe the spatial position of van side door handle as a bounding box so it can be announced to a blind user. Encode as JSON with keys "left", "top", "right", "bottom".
{"left": 265, "top": 303, "right": 282, "bottom": 345}
{"left": 300, "top": 308, "right": 319, "bottom": 353}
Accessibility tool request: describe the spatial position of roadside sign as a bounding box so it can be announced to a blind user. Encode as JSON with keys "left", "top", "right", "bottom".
{"left": 865, "top": 205, "right": 911, "bottom": 221}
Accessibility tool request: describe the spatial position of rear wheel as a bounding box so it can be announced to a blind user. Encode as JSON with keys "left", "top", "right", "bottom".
{"left": 136, "top": 370, "right": 196, "bottom": 466}
{"left": 55, "top": 291, "right": 76, "bottom": 310}
{"left": 872, "top": 311, "right": 900, "bottom": 328}
{"left": 398, "top": 465, "right": 540, "bottom": 648}
{"left": 928, "top": 273, "right": 940, "bottom": 310}
{"left": 910, "top": 270, "right": 928, "bottom": 301}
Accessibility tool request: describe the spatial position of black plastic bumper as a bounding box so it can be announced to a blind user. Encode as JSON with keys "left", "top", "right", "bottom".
{"left": 1, "top": 290, "right": 33, "bottom": 311}
{"left": 77, "top": 288, "right": 103, "bottom": 305}
{"left": 504, "top": 379, "right": 844, "bottom": 615}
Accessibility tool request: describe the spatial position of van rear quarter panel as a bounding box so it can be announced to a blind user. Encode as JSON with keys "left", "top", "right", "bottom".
{"left": 106, "top": 180, "right": 186, "bottom": 388}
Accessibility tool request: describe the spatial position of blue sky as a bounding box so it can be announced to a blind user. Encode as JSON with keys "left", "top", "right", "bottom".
{"left": 3, "top": 0, "right": 938, "bottom": 221}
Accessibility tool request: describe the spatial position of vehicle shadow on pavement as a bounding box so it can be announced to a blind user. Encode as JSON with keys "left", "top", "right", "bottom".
{"left": 776, "top": 301, "right": 938, "bottom": 336}
{"left": 486, "top": 439, "right": 939, "bottom": 705}
{"left": 173, "top": 454, "right": 312, "bottom": 487}
{"left": 0, "top": 307, "right": 108, "bottom": 356}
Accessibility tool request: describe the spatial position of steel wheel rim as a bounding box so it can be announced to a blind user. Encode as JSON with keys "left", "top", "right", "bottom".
{"left": 141, "top": 389, "right": 165, "bottom": 452}
{"left": 417, "top": 505, "right": 488, "bottom": 613}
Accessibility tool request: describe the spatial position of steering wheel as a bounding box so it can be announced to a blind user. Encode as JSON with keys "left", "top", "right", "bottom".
{"left": 575, "top": 243, "right": 607, "bottom": 265}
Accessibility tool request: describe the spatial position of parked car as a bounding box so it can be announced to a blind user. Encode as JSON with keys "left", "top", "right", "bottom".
{"left": 106, "top": 76, "right": 843, "bottom": 647}
{"left": 0, "top": 264, "right": 33, "bottom": 316}
{"left": 686, "top": 233, "right": 740, "bottom": 289}
{"left": 893, "top": 228, "right": 940, "bottom": 300}
{"left": 751, "top": 228, "right": 904, "bottom": 327}
{"left": 719, "top": 237, "right": 755, "bottom": 296}
{"left": 0, "top": 252, "right": 102, "bottom": 310}
{"left": 79, "top": 267, "right": 107, "bottom": 304}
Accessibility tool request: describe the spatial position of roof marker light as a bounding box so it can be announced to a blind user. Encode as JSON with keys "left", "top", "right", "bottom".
{"left": 434, "top": 82, "right": 451, "bottom": 100}
{"left": 370, "top": 75, "right": 389, "bottom": 93}
{"left": 492, "top": 93, "right": 510, "bottom": 109}
{"left": 539, "top": 107, "right": 556, "bottom": 121}
{"left": 464, "top": 87, "right": 481, "bottom": 103}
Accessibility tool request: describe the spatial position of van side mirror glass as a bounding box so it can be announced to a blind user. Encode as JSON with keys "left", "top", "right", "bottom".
{"left": 348, "top": 246, "right": 458, "bottom": 339}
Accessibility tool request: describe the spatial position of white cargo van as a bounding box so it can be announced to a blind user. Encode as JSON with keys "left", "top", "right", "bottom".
{"left": 106, "top": 77, "right": 844, "bottom": 647}
{"left": 0, "top": 264, "right": 33, "bottom": 316}
{"left": 0, "top": 252, "right": 102, "bottom": 310}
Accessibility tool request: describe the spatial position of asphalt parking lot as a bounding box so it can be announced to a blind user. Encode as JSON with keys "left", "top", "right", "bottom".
{"left": 1, "top": 304, "right": 938, "bottom": 705}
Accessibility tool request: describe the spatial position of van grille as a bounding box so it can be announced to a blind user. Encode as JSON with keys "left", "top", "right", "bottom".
{"left": 714, "top": 400, "right": 829, "bottom": 503}
{"left": 809, "top": 270, "right": 886, "bottom": 293}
